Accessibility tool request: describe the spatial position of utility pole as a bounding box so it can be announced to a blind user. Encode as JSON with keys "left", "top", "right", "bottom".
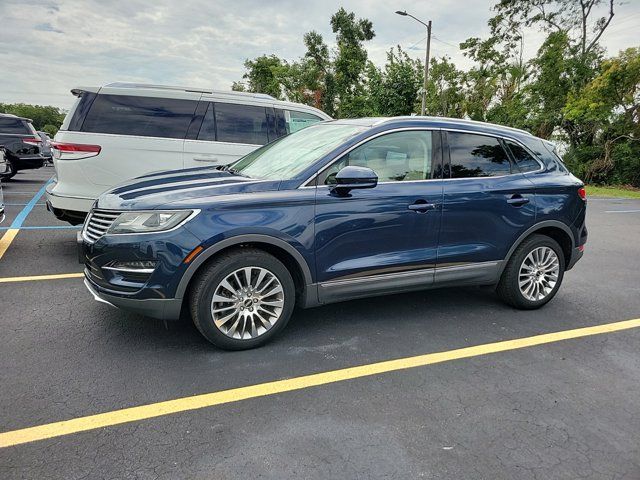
{"left": 422, "top": 20, "right": 432, "bottom": 116}
{"left": 396, "top": 11, "right": 432, "bottom": 116}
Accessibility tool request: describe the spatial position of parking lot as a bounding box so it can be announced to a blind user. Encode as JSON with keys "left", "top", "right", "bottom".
{"left": 0, "top": 168, "right": 638, "bottom": 479}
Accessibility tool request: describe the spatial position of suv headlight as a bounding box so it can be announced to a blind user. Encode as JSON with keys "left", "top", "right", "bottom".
{"left": 108, "top": 210, "right": 196, "bottom": 234}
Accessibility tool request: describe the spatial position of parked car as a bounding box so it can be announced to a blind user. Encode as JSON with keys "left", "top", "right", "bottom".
{"left": 0, "top": 147, "right": 9, "bottom": 178}
{"left": 0, "top": 114, "right": 46, "bottom": 179}
{"left": 79, "top": 116, "right": 588, "bottom": 350}
{"left": 47, "top": 82, "right": 331, "bottom": 225}
{"left": 37, "top": 131, "right": 53, "bottom": 164}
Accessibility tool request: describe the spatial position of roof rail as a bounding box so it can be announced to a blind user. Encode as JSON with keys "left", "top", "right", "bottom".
{"left": 103, "top": 82, "right": 276, "bottom": 100}
{"left": 375, "top": 115, "right": 532, "bottom": 136}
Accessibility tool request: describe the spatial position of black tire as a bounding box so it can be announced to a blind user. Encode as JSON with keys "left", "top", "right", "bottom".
{"left": 497, "top": 234, "right": 565, "bottom": 309}
{"left": 3, "top": 160, "right": 17, "bottom": 180}
{"left": 189, "top": 248, "right": 296, "bottom": 350}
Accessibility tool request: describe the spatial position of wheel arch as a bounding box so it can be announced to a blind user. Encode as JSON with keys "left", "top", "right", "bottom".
{"left": 175, "top": 234, "right": 314, "bottom": 305}
{"left": 500, "top": 221, "right": 576, "bottom": 276}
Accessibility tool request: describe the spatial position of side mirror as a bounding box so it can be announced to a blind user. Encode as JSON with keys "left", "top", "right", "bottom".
{"left": 331, "top": 166, "right": 378, "bottom": 195}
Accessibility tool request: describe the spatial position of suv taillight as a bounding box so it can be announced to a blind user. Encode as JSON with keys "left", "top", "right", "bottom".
{"left": 578, "top": 187, "right": 587, "bottom": 201}
{"left": 51, "top": 142, "right": 101, "bottom": 160}
{"left": 22, "top": 137, "right": 42, "bottom": 146}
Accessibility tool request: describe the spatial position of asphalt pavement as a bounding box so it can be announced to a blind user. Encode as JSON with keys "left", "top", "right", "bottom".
{"left": 0, "top": 168, "right": 639, "bottom": 479}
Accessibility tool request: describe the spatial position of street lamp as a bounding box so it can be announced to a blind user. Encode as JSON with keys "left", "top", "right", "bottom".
{"left": 395, "top": 10, "right": 432, "bottom": 116}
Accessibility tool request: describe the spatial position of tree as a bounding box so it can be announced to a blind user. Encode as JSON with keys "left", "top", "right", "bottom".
{"left": 425, "top": 56, "right": 465, "bottom": 118}
{"left": 240, "top": 55, "right": 286, "bottom": 99}
{"left": 366, "top": 46, "right": 422, "bottom": 116}
{"left": 564, "top": 47, "right": 640, "bottom": 185}
{"left": 0, "top": 103, "right": 66, "bottom": 134}
{"left": 329, "top": 8, "right": 375, "bottom": 117}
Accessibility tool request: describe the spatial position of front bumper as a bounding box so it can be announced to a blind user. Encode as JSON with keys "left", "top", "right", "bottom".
{"left": 84, "top": 278, "right": 182, "bottom": 320}
{"left": 78, "top": 219, "right": 202, "bottom": 320}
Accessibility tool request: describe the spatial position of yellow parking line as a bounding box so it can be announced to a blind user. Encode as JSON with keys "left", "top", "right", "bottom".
{"left": 0, "top": 229, "right": 20, "bottom": 261}
{"left": 0, "top": 272, "right": 84, "bottom": 283}
{"left": 1, "top": 317, "right": 639, "bottom": 449}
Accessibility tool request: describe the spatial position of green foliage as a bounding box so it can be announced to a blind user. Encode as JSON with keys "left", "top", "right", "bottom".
{"left": 0, "top": 103, "right": 65, "bottom": 134}
{"left": 366, "top": 47, "right": 422, "bottom": 116}
{"left": 232, "top": 2, "right": 636, "bottom": 186}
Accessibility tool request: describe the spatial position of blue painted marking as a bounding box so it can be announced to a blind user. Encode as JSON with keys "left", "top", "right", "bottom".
{"left": 0, "top": 225, "right": 81, "bottom": 231}
{"left": 5, "top": 203, "right": 47, "bottom": 206}
{"left": 8, "top": 178, "right": 53, "bottom": 229}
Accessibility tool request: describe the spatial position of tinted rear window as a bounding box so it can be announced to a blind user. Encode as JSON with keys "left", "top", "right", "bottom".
{"left": 448, "top": 132, "right": 511, "bottom": 178}
{"left": 0, "top": 117, "right": 30, "bottom": 135}
{"left": 504, "top": 140, "right": 541, "bottom": 173}
{"left": 214, "top": 103, "right": 268, "bottom": 145}
{"left": 80, "top": 94, "right": 198, "bottom": 139}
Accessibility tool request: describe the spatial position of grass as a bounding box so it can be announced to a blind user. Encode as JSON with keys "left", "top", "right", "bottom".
{"left": 586, "top": 185, "right": 640, "bottom": 199}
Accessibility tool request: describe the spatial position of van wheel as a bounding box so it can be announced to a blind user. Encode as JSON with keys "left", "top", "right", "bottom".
{"left": 189, "top": 248, "right": 295, "bottom": 350}
{"left": 497, "top": 234, "right": 565, "bottom": 309}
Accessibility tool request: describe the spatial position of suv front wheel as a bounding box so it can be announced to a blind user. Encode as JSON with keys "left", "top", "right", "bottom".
{"left": 189, "top": 248, "right": 296, "bottom": 350}
{"left": 497, "top": 234, "right": 566, "bottom": 309}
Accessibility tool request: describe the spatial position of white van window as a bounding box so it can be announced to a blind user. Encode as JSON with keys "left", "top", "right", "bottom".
{"left": 80, "top": 95, "right": 198, "bottom": 139}
{"left": 286, "top": 110, "right": 323, "bottom": 133}
{"left": 214, "top": 103, "right": 269, "bottom": 145}
{"left": 197, "top": 103, "right": 216, "bottom": 141}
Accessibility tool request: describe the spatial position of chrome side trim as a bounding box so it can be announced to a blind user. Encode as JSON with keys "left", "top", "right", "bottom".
{"left": 301, "top": 126, "right": 544, "bottom": 188}
{"left": 102, "top": 266, "right": 156, "bottom": 274}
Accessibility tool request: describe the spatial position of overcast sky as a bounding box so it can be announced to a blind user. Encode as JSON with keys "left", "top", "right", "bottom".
{"left": 1, "top": 0, "right": 638, "bottom": 109}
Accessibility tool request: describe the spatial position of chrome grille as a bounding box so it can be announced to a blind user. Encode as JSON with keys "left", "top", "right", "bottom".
{"left": 83, "top": 209, "right": 121, "bottom": 243}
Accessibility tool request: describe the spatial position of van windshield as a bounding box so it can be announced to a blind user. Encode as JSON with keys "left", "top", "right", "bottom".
{"left": 231, "top": 123, "right": 366, "bottom": 180}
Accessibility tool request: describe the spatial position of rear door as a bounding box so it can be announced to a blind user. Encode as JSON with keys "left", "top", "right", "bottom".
{"left": 437, "top": 131, "right": 537, "bottom": 281}
{"left": 183, "top": 101, "right": 270, "bottom": 167}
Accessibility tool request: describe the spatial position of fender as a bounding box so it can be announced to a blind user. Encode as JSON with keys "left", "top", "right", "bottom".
{"left": 174, "top": 234, "right": 314, "bottom": 300}
{"left": 499, "top": 220, "right": 576, "bottom": 277}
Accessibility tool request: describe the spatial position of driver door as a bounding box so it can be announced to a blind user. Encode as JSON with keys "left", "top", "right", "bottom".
{"left": 313, "top": 129, "right": 444, "bottom": 303}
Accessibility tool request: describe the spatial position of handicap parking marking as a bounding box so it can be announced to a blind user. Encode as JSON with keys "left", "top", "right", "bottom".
{"left": 0, "top": 177, "right": 53, "bottom": 261}
{"left": 0, "top": 317, "right": 638, "bottom": 449}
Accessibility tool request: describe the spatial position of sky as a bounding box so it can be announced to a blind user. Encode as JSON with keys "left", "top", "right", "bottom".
{"left": 0, "top": 0, "right": 638, "bottom": 110}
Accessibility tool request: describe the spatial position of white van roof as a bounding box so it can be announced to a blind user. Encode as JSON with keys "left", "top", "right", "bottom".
{"left": 70, "top": 83, "right": 331, "bottom": 119}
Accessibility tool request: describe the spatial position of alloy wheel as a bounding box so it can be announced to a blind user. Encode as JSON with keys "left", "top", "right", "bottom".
{"left": 518, "top": 246, "right": 560, "bottom": 301}
{"left": 210, "top": 266, "right": 285, "bottom": 339}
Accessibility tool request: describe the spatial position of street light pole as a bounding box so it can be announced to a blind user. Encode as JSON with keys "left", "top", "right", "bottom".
{"left": 396, "top": 11, "right": 432, "bottom": 116}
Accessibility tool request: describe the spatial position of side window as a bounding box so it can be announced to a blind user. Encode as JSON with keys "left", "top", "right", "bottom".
{"left": 0, "top": 117, "right": 30, "bottom": 134}
{"left": 278, "top": 110, "right": 324, "bottom": 135}
{"left": 81, "top": 94, "right": 197, "bottom": 139}
{"left": 504, "top": 140, "right": 541, "bottom": 173}
{"left": 214, "top": 103, "right": 268, "bottom": 145}
{"left": 197, "top": 103, "right": 216, "bottom": 141}
{"left": 319, "top": 131, "right": 434, "bottom": 185}
{"left": 448, "top": 132, "right": 511, "bottom": 178}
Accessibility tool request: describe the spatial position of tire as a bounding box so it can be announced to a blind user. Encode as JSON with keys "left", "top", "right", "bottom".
{"left": 3, "top": 160, "right": 17, "bottom": 180}
{"left": 497, "top": 234, "right": 565, "bottom": 310}
{"left": 189, "top": 248, "right": 296, "bottom": 350}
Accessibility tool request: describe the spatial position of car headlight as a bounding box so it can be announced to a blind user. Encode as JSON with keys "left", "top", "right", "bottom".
{"left": 108, "top": 210, "right": 196, "bottom": 234}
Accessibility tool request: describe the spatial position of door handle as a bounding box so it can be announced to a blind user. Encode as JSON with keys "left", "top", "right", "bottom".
{"left": 408, "top": 202, "right": 436, "bottom": 213}
{"left": 507, "top": 195, "right": 530, "bottom": 206}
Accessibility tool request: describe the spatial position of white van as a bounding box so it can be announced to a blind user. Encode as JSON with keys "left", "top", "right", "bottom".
{"left": 46, "top": 83, "right": 330, "bottom": 224}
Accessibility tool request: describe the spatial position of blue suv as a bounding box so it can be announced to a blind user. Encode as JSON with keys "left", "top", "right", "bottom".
{"left": 80, "top": 117, "right": 587, "bottom": 349}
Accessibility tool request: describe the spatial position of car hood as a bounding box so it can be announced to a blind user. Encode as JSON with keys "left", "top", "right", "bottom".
{"left": 97, "top": 166, "right": 280, "bottom": 210}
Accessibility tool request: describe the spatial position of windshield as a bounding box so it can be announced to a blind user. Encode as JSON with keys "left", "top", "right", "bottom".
{"left": 232, "top": 123, "right": 366, "bottom": 180}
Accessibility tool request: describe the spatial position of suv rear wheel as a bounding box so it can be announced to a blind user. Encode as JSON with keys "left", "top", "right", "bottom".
{"left": 189, "top": 248, "right": 295, "bottom": 350}
{"left": 2, "top": 160, "right": 17, "bottom": 180}
{"left": 497, "top": 234, "right": 565, "bottom": 309}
